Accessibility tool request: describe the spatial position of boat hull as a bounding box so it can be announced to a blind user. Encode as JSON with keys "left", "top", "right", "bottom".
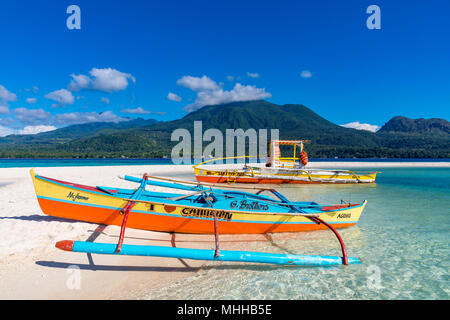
{"left": 194, "top": 167, "right": 377, "bottom": 184}
{"left": 31, "top": 170, "right": 366, "bottom": 234}
{"left": 197, "top": 175, "right": 329, "bottom": 184}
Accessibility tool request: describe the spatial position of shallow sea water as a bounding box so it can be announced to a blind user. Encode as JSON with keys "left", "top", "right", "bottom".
{"left": 144, "top": 167, "right": 449, "bottom": 300}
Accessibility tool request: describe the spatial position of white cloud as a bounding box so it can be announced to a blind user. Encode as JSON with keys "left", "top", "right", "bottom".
{"left": 0, "top": 125, "right": 16, "bottom": 137}
{"left": 100, "top": 97, "right": 110, "bottom": 104}
{"left": 68, "top": 74, "right": 91, "bottom": 91}
{"left": 68, "top": 68, "right": 136, "bottom": 93}
{"left": 0, "top": 105, "right": 10, "bottom": 114}
{"left": 44, "top": 89, "right": 74, "bottom": 106}
{"left": 341, "top": 121, "right": 380, "bottom": 132}
{"left": 0, "top": 124, "right": 56, "bottom": 137}
{"left": 32, "top": 86, "right": 39, "bottom": 93}
{"left": 226, "top": 75, "right": 234, "bottom": 81}
{"left": 121, "top": 107, "right": 151, "bottom": 114}
{"left": 167, "top": 92, "right": 182, "bottom": 102}
{"left": 246, "top": 72, "right": 260, "bottom": 78}
{"left": 120, "top": 107, "right": 166, "bottom": 115}
{"left": 176, "top": 75, "right": 219, "bottom": 91}
{"left": 300, "top": 70, "right": 312, "bottom": 78}
{"left": 0, "top": 85, "right": 17, "bottom": 102}
{"left": 175, "top": 75, "right": 271, "bottom": 112}
{"left": 91, "top": 68, "right": 135, "bottom": 92}
{"left": 14, "top": 108, "right": 51, "bottom": 125}
{"left": 1, "top": 108, "right": 132, "bottom": 135}
{"left": 18, "top": 125, "right": 56, "bottom": 135}
{"left": 53, "top": 110, "right": 127, "bottom": 126}
{"left": 183, "top": 82, "right": 272, "bottom": 112}
{"left": 26, "top": 98, "right": 37, "bottom": 104}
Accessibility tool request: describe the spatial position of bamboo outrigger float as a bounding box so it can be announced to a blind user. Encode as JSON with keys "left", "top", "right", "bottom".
{"left": 30, "top": 169, "right": 365, "bottom": 266}
{"left": 194, "top": 140, "right": 379, "bottom": 184}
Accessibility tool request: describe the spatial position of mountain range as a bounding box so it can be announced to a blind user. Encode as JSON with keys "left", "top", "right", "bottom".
{"left": 0, "top": 100, "right": 448, "bottom": 158}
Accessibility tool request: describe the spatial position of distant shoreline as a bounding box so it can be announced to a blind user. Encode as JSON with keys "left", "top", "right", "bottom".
{"left": 0, "top": 158, "right": 449, "bottom": 169}
{"left": 1, "top": 157, "right": 449, "bottom": 160}
{"left": 306, "top": 161, "right": 450, "bottom": 168}
{"left": 0, "top": 161, "right": 449, "bottom": 170}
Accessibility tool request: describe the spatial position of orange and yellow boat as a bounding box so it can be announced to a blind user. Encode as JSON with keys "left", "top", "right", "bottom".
{"left": 30, "top": 169, "right": 365, "bottom": 266}
{"left": 30, "top": 169, "right": 366, "bottom": 235}
{"left": 194, "top": 140, "right": 379, "bottom": 184}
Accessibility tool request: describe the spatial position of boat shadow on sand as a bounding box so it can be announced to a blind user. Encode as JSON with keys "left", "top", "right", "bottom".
{"left": 34, "top": 260, "right": 322, "bottom": 272}
{"left": 0, "top": 214, "right": 90, "bottom": 223}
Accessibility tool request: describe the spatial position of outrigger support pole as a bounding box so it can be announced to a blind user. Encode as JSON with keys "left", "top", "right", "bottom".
{"left": 115, "top": 200, "right": 136, "bottom": 253}
{"left": 115, "top": 173, "right": 149, "bottom": 253}
{"left": 309, "top": 217, "right": 349, "bottom": 265}
{"left": 269, "top": 189, "right": 349, "bottom": 265}
{"left": 201, "top": 191, "right": 220, "bottom": 258}
{"left": 212, "top": 211, "right": 220, "bottom": 258}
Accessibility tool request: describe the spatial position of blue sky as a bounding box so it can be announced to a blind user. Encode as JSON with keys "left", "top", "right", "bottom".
{"left": 0, "top": 0, "right": 449, "bottom": 136}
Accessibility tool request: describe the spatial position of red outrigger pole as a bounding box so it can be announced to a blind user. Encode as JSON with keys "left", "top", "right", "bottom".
{"left": 115, "top": 200, "right": 136, "bottom": 253}
{"left": 309, "top": 217, "right": 349, "bottom": 265}
{"left": 201, "top": 191, "right": 221, "bottom": 258}
{"left": 115, "top": 174, "right": 149, "bottom": 253}
{"left": 267, "top": 189, "right": 349, "bottom": 265}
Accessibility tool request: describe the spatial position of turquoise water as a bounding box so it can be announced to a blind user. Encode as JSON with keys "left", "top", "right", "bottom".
{"left": 144, "top": 167, "right": 450, "bottom": 300}
{"left": 0, "top": 158, "right": 173, "bottom": 168}
{"left": 1, "top": 158, "right": 448, "bottom": 168}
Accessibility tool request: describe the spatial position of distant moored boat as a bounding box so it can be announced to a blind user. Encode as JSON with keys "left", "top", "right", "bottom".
{"left": 194, "top": 140, "right": 379, "bottom": 184}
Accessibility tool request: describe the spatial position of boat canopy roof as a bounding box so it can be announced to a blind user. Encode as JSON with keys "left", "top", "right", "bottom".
{"left": 270, "top": 140, "right": 311, "bottom": 145}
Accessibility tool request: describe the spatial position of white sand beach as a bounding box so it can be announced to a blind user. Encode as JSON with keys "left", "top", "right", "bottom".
{"left": 0, "top": 164, "right": 272, "bottom": 299}
{"left": 0, "top": 161, "right": 448, "bottom": 299}
{"left": 307, "top": 161, "right": 450, "bottom": 168}
{"left": 0, "top": 165, "right": 200, "bottom": 299}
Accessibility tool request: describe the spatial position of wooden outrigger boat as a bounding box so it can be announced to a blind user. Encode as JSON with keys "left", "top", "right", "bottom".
{"left": 30, "top": 169, "right": 366, "bottom": 266}
{"left": 194, "top": 140, "right": 379, "bottom": 184}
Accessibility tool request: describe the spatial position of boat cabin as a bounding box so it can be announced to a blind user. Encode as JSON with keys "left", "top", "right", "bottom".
{"left": 265, "top": 140, "right": 310, "bottom": 169}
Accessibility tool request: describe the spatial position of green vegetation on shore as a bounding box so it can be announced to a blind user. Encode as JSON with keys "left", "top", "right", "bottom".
{"left": 0, "top": 101, "right": 448, "bottom": 158}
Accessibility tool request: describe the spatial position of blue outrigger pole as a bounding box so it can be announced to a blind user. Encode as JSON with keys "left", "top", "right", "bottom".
{"left": 56, "top": 241, "right": 361, "bottom": 266}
